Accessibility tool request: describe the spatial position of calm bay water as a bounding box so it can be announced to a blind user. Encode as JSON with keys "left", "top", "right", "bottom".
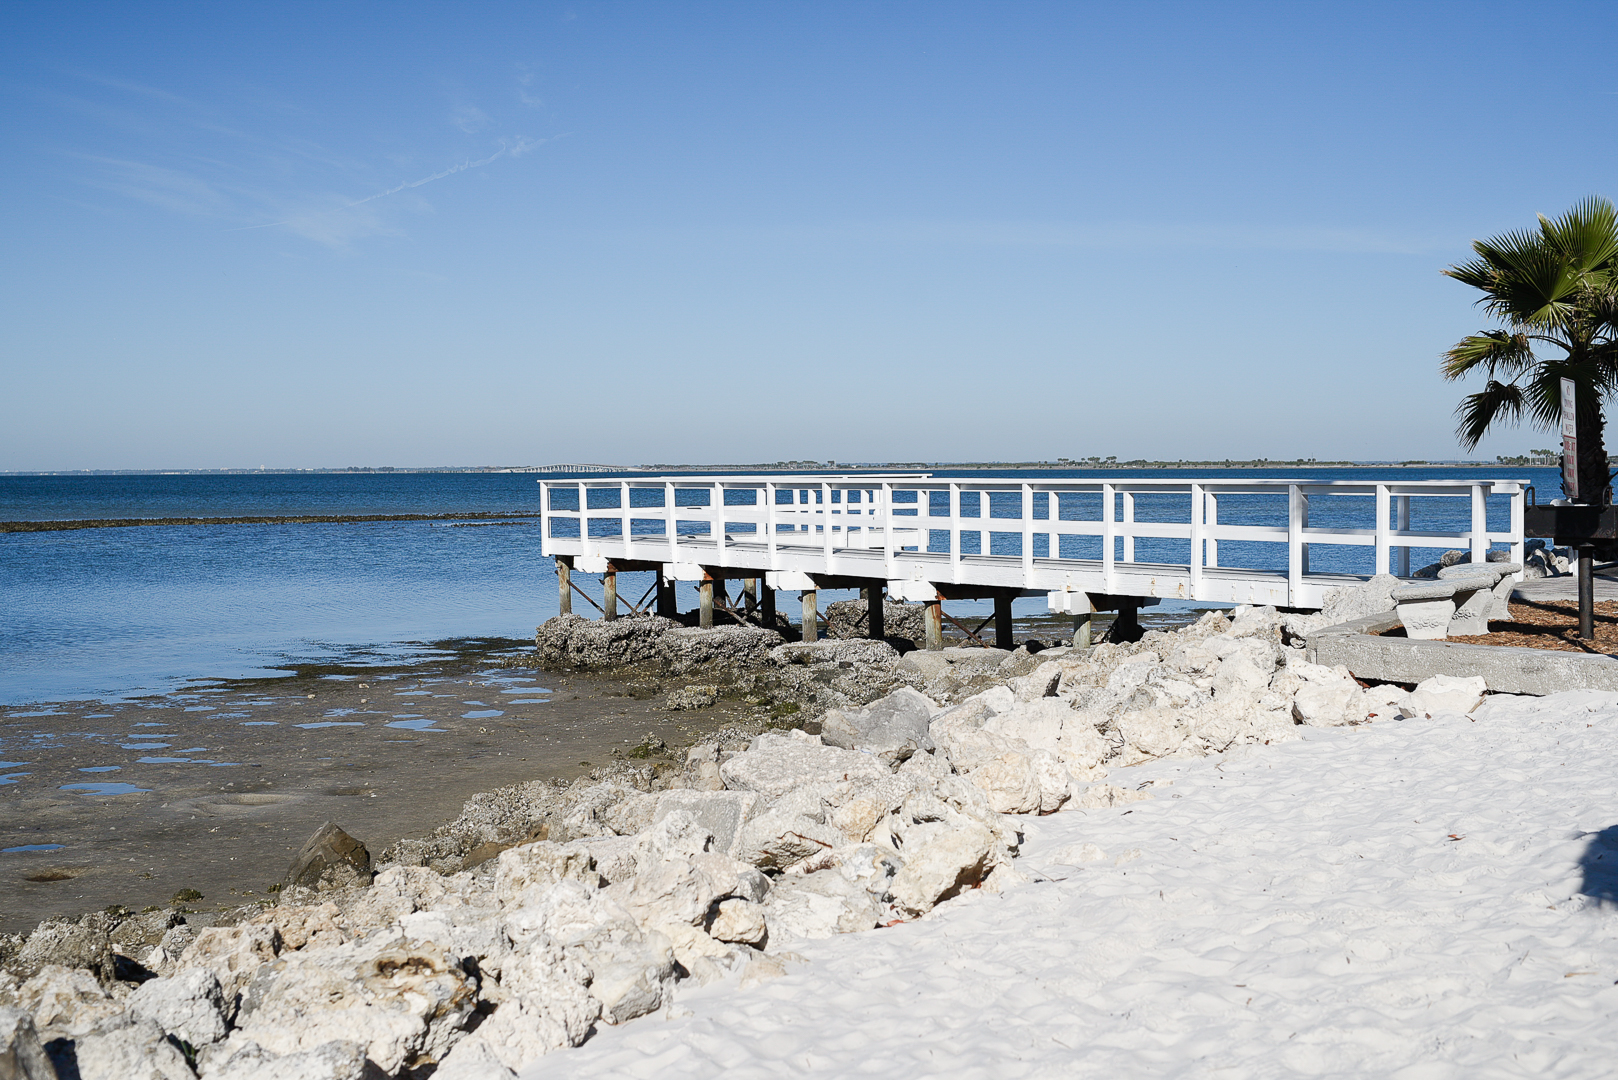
{"left": 1, "top": 467, "right": 1557, "bottom": 705}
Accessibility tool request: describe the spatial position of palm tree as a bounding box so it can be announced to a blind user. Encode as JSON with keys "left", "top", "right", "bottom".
{"left": 1442, "top": 196, "right": 1618, "bottom": 503}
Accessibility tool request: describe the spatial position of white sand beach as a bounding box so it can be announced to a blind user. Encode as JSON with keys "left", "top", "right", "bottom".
{"left": 541, "top": 690, "right": 1618, "bottom": 1079}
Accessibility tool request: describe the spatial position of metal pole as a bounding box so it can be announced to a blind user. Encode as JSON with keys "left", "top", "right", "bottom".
{"left": 1580, "top": 547, "right": 1595, "bottom": 639}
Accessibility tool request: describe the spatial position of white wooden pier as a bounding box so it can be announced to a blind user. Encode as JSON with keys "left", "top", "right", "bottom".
{"left": 539, "top": 473, "right": 1525, "bottom": 649}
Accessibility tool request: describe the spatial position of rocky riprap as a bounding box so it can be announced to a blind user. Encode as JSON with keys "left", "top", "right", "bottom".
{"left": 0, "top": 584, "right": 1489, "bottom": 1080}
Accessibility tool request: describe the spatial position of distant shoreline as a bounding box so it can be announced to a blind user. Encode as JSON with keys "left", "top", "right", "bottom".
{"left": 0, "top": 511, "right": 543, "bottom": 533}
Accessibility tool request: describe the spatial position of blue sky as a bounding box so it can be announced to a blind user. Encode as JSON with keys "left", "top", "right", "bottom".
{"left": 4, "top": 1, "right": 1618, "bottom": 470}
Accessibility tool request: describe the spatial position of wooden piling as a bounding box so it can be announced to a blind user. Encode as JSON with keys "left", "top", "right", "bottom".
{"left": 1072, "top": 593, "right": 1096, "bottom": 649}
{"left": 699, "top": 574, "right": 715, "bottom": 629}
{"left": 801, "top": 589, "right": 818, "bottom": 643}
{"left": 656, "top": 573, "right": 676, "bottom": 618}
{"left": 556, "top": 556, "right": 572, "bottom": 616}
{"left": 924, "top": 594, "right": 944, "bottom": 651}
{"left": 603, "top": 565, "right": 618, "bottom": 621}
{"left": 994, "top": 591, "right": 1014, "bottom": 651}
{"left": 743, "top": 577, "right": 758, "bottom": 619}
{"left": 761, "top": 581, "right": 775, "bottom": 627}
{"left": 1114, "top": 598, "right": 1141, "bottom": 642}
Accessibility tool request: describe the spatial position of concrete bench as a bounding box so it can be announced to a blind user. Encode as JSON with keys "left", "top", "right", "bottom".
{"left": 1394, "top": 563, "right": 1522, "bottom": 639}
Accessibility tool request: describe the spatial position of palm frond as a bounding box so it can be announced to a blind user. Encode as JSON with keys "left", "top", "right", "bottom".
{"left": 1455, "top": 380, "right": 1527, "bottom": 450}
{"left": 1441, "top": 331, "right": 1533, "bottom": 380}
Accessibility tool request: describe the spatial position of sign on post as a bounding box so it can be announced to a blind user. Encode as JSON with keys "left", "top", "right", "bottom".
{"left": 1562, "top": 377, "right": 1579, "bottom": 501}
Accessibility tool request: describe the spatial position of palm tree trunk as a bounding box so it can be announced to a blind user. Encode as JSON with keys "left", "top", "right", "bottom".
{"left": 1575, "top": 394, "right": 1609, "bottom": 504}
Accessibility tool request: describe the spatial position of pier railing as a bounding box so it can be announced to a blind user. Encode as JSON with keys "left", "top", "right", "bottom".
{"left": 540, "top": 474, "right": 1525, "bottom": 609}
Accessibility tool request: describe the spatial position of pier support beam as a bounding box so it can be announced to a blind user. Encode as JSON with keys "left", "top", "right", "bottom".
{"left": 556, "top": 556, "right": 573, "bottom": 616}
{"left": 1112, "top": 598, "right": 1142, "bottom": 642}
{"left": 924, "top": 594, "right": 944, "bottom": 651}
{"left": 743, "top": 577, "right": 758, "bottom": 619}
{"left": 801, "top": 589, "right": 818, "bottom": 643}
{"left": 1072, "top": 594, "right": 1096, "bottom": 649}
{"left": 864, "top": 586, "right": 885, "bottom": 639}
{"left": 603, "top": 565, "right": 618, "bottom": 621}
{"left": 656, "top": 574, "right": 677, "bottom": 618}
{"left": 699, "top": 574, "right": 715, "bottom": 629}
{"left": 994, "top": 591, "right": 1014, "bottom": 651}
{"left": 761, "top": 582, "right": 775, "bottom": 627}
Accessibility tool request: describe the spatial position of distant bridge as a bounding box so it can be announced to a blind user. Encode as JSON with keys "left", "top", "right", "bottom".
{"left": 508, "top": 464, "right": 624, "bottom": 474}
{"left": 538, "top": 472, "right": 1525, "bottom": 649}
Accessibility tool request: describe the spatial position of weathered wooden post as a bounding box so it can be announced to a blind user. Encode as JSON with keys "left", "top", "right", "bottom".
{"left": 801, "top": 589, "right": 818, "bottom": 643}
{"left": 699, "top": 572, "right": 715, "bottom": 629}
{"left": 603, "top": 564, "right": 618, "bottom": 621}
{"left": 656, "top": 572, "right": 677, "bottom": 618}
{"left": 556, "top": 556, "right": 573, "bottom": 616}
{"left": 1072, "top": 593, "right": 1096, "bottom": 649}
{"left": 761, "top": 581, "right": 775, "bottom": 627}
{"left": 924, "top": 593, "right": 944, "bottom": 651}
{"left": 994, "top": 591, "right": 1014, "bottom": 651}
{"left": 864, "top": 585, "right": 885, "bottom": 639}
{"left": 743, "top": 577, "right": 758, "bottom": 619}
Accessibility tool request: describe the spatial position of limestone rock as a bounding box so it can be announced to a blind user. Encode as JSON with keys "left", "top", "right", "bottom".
{"left": 762, "top": 870, "right": 882, "bottom": 940}
{"left": 62, "top": 1018, "right": 193, "bottom": 1080}
{"left": 283, "top": 822, "right": 373, "bottom": 892}
{"left": 16, "top": 965, "right": 126, "bottom": 1040}
{"left": 719, "top": 730, "right": 890, "bottom": 799}
{"left": 1361, "top": 683, "right": 1412, "bottom": 721}
{"left": 824, "top": 598, "right": 926, "bottom": 642}
{"left": 1406, "top": 674, "right": 1488, "bottom": 717}
{"left": 1319, "top": 573, "right": 1401, "bottom": 624}
{"left": 1289, "top": 664, "right": 1362, "bottom": 727}
{"left": 177, "top": 925, "right": 283, "bottom": 1013}
{"left": 493, "top": 842, "right": 600, "bottom": 906}
{"left": 534, "top": 612, "right": 679, "bottom": 669}
{"left": 707, "top": 899, "right": 768, "bottom": 945}
{"left": 0, "top": 1007, "right": 54, "bottom": 1080}
{"left": 651, "top": 790, "right": 761, "bottom": 858}
{"left": 666, "top": 684, "right": 718, "bottom": 710}
{"left": 127, "top": 967, "right": 228, "bottom": 1047}
{"left": 818, "top": 687, "right": 937, "bottom": 766}
{"left": 198, "top": 1038, "right": 370, "bottom": 1080}
{"left": 657, "top": 625, "right": 783, "bottom": 675}
{"left": 233, "top": 934, "right": 477, "bottom": 1075}
{"left": 889, "top": 822, "right": 995, "bottom": 915}
{"left": 10, "top": 920, "right": 114, "bottom": 983}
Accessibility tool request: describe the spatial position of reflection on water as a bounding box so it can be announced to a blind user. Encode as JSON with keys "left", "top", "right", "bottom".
{"left": 59, "top": 782, "right": 150, "bottom": 795}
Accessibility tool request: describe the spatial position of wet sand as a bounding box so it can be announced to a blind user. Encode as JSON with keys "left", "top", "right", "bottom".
{"left": 0, "top": 642, "right": 756, "bottom": 934}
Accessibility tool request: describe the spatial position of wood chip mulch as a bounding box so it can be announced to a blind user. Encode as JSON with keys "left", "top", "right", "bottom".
{"left": 1381, "top": 599, "right": 1618, "bottom": 655}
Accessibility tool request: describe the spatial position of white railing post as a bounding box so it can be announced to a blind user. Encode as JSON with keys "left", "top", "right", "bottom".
{"left": 1121, "top": 490, "right": 1135, "bottom": 563}
{"left": 1396, "top": 494, "right": 1411, "bottom": 576}
{"left": 621, "top": 480, "right": 631, "bottom": 559}
{"left": 766, "top": 482, "right": 777, "bottom": 568}
{"left": 1508, "top": 485, "right": 1524, "bottom": 574}
{"left": 1374, "top": 484, "right": 1390, "bottom": 576}
{"left": 578, "top": 481, "right": 589, "bottom": 556}
{"left": 1022, "top": 483, "right": 1034, "bottom": 575}
{"left": 1205, "top": 489, "right": 1219, "bottom": 568}
{"left": 1102, "top": 482, "right": 1116, "bottom": 593}
{"left": 715, "top": 481, "right": 726, "bottom": 565}
{"left": 666, "top": 481, "right": 677, "bottom": 564}
{"left": 883, "top": 482, "right": 894, "bottom": 575}
{"left": 1470, "top": 484, "right": 1488, "bottom": 564}
{"left": 1287, "top": 483, "right": 1305, "bottom": 606}
{"left": 1189, "top": 483, "right": 1204, "bottom": 597}
{"left": 949, "top": 482, "right": 961, "bottom": 583}
{"left": 822, "top": 482, "right": 833, "bottom": 568}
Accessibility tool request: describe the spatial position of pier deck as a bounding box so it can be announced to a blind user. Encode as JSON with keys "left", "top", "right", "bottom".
{"left": 539, "top": 473, "right": 1525, "bottom": 648}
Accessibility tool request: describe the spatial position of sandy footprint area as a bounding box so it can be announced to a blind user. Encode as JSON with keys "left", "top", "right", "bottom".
{"left": 543, "top": 690, "right": 1618, "bottom": 1079}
